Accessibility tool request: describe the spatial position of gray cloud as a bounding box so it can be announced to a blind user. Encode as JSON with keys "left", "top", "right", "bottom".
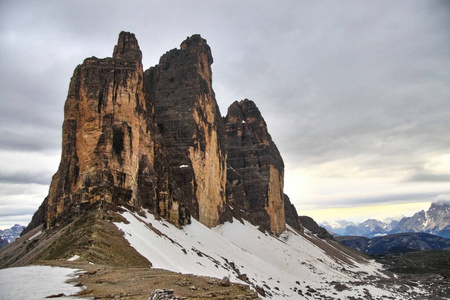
{"left": 407, "top": 174, "right": 450, "bottom": 183}
{"left": 0, "top": 1, "right": 449, "bottom": 226}
{"left": 310, "top": 191, "right": 450, "bottom": 210}
{"left": 0, "top": 206, "right": 38, "bottom": 218}
{"left": 0, "top": 170, "right": 53, "bottom": 185}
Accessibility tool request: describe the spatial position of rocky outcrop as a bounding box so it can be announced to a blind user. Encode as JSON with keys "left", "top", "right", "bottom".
{"left": 23, "top": 32, "right": 300, "bottom": 236}
{"left": 299, "top": 216, "right": 333, "bottom": 239}
{"left": 26, "top": 32, "right": 183, "bottom": 230}
{"left": 284, "top": 194, "right": 302, "bottom": 232}
{"left": 43, "top": 32, "right": 144, "bottom": 227}
{"left": 145, "top": 35, "right": 227, "bottom": 228}
{"left": 225, "top": 99, "right": 286, "bottom": 235}
{"left": 148, "top": 289, "right": 185, "bottom": 300}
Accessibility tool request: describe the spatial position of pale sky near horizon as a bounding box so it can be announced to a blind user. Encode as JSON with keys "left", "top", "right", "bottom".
{"left": 1, "top": 1, "right": 449, "bottom": 229}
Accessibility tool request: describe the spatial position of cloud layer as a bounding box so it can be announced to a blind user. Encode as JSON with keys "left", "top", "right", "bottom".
{"left": 1, "top": 1, "right": 449, "bottom": 227}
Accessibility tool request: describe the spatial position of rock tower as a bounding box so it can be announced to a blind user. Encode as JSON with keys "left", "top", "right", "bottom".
{"left": 25, "top": 32, "right": 299, "bottom": 236}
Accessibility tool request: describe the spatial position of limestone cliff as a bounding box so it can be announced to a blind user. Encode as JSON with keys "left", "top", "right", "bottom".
{"left": 24, "top": 32, "right": 300, "bottom": 237}
{"left": 225, "top": 99, "right": 286, "bottom": 235}
{"left": 26, "top": 32, "right": 187, "bottom": 230}
{"left": 145, "top": 35, "right": 227, "bottom": 228}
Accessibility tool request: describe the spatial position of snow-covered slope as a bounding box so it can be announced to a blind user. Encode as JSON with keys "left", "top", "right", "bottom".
{"left": 115, "top": 209, "right": 423, "bottom": 299}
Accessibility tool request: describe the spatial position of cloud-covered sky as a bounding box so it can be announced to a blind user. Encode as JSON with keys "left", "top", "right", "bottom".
{"left": 1, "top": 1, "right": 449, "bottom": 228}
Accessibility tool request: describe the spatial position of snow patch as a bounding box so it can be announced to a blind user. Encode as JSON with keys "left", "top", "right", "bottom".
{"left": 67, "top": 255, "right": 80, "bottom": 262}
{"left": 0, "top": 265, "right": 84, "bottom": 300}
{"left": 28, "top": 230, "right": 42, "bottom": 241}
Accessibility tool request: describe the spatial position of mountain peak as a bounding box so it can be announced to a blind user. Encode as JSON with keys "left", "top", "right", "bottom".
{"left": 431, "top": 199, "right": 450, "bottom": 207}
{"left": 22, "top": 32, "right": 297, "bottom": 237}
{"left": 112, "top": 31, "right": 142, "bottom": 61}
{"left": 225, "top": 98, "right": 286, "bottom": 235}
{"left": 180, "top": 34, "right": 213, "bottom": 65}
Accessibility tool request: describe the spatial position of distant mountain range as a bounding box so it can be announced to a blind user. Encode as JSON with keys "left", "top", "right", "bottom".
{"left": 0, "top": 224, "right": 25, "bottom": 248}
{"left": 321, "top": 201, "right": 450, "bottom": 238}
{"left": 336, "top": 232, "right": 450, "bottom": 255}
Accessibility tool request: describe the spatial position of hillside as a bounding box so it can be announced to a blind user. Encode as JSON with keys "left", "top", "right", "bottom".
{"left": 2, "top": 206, "right": 438, "bottom": 299}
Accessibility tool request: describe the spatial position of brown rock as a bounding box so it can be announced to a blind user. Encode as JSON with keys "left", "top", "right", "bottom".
{"left": 299, "top": 216, "right": 334, "bottom": 239}
{"left": 148, "top": 289, "right": 185, "bottom": 300}
{"left": 23, "top": 32, "right": 301, "bottom": 239}
{"left": 24, "top": 32, "right": 188, "bottom": 231}
{"left": 219, "top": 276, "right": 231, "bottom": 286}
{"left": 284, "top": 194, "right": 302, "bottom": 232}
{"left": 145, "top": 35, "right": 227, "bottom": 228}
{"left": 44, "top": 31, "right": 152, "bottom": 228}
{"left": 225, "top": 99, "right": 286, "bottom": 235}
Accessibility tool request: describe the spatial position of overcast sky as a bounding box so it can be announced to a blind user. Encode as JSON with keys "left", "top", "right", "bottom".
{"left": 1, "top": 1, "right": 449, "bottom": 229}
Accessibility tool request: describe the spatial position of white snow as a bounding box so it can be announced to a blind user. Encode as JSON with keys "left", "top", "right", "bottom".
{"left": 28, "top": 230, "right": 42, "bottom": 241}
{"left": 0, "top": 265, "right": 84, "bottom": 300}
{"left": 67, "top": 254, "right": 80, "bottom": 261}
{"left": 115, "top": 208, "right": 410, "bottom": 299}
{"left": 423, "top": 211, "right": 430, "bottom": 228}
{"left": 373, "top": 233, "right": 387, "bottom": 237}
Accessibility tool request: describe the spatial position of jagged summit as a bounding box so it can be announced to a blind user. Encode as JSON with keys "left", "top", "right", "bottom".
{"left": 22, "top": 32, "right": 297, "bottom": 238}
{"left": 226, "top": 99, "right": 286, "bottom": 235}
{"left": 112, "top": 31, "right": 142, "bottom": 61}
{"left": 180, "top": 34, "right": 213, "bottom": 64}
{"left": 145, "top": 33, "right": 226, "bottom": 228}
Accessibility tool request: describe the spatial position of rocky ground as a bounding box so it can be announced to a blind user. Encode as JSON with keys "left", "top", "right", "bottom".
{"left": 46, "top": 260, "right": 259, "bottom": 300}
{"left": 3, "top": 210, "right": 449, "bottom": 299}
{"left": 372, "top": 250, "right": 450, "bottom": 299}
{"left": 42, "top": 257, "right": 450, "bottom": 300}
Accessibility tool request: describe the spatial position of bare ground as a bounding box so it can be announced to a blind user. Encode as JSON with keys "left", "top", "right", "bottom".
{"left": 47, "top": 260, "right": 260, "bottom": 300}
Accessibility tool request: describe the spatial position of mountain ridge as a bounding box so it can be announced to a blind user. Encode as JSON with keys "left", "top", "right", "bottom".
{"left": 321, "top": 201, "right": 450, "bottom": 238}
{"left": 22, "top": 32, "right": 292, "bottom": 237}
{"left": 0, "top": 224, "right": 24, "bottom": 248}
{"left": 337, "top": 232, "right": 450, "bottom": 255}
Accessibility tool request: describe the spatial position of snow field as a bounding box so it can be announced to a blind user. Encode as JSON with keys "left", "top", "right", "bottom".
{"left": 115, "top": 209, "right": 407, "bottom": 299}
{"left": 0, "top": 265, "right": 84, "bottom": 300}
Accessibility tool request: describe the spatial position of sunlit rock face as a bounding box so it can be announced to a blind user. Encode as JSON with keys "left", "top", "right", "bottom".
{"left": 24, "top": 32, "right": 300, "bottom": 237}
{"left": 225, "top": 99, "right": 286, "bottom": 235}
{"left": 25, "top": 32, "right": 181, "bottom": 231}
{"left": 42, "top": 32, "right": 160, "bottom": 228}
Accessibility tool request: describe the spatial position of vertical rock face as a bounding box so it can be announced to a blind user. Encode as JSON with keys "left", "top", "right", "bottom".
{"left": 145, "top": 35, "right": 227, "bottom": 228}
{"left": 225, "top": 99, "right": 286, "bottom": 235}
{"left": 284, "top": 194, "right": 302, "bottom": 231}
{"left": 36, "top": 32, "right": 176, "bottom": 229}
{"left": 24, "top": 32, "right": 300, "bottom": 237}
